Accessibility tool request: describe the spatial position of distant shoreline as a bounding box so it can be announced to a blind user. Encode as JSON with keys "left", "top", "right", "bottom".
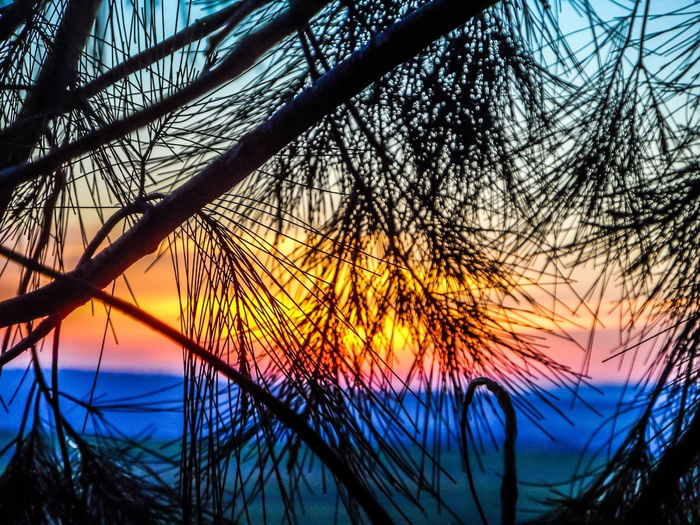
{"left": 0, "top": 368, "right": 645, "bottom": 523}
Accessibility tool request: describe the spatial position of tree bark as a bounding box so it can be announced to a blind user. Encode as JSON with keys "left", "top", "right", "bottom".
{"left": 0, "top": 0, "right": 499, "bottom": 336}
{"left": 0, "top": 0, "right": 102, "bottom": 214}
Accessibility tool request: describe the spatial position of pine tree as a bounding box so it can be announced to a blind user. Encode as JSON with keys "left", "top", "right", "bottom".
{"left": 0, "top": 1, "right": 697, "bottom": 523}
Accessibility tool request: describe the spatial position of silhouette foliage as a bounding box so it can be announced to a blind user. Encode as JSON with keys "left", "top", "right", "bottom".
{"left": 0, "top": 0, "right": 698, "bottom": 523}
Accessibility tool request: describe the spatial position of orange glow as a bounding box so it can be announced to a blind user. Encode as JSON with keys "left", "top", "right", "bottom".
{"left": 47, "top": 254, "right": 185, "bottom": 374}
{"left": 0, "top": 214, "right": 647, "bottom": 384}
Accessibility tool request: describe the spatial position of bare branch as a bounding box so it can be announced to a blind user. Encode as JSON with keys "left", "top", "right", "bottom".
{"left": 0, "top": 0, "right": 499, "bottom": 327}
{"left": 0, "top": 243, "right": 393, "bottom": 524}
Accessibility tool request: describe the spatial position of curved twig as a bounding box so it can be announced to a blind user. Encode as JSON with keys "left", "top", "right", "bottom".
{"left": 461, "top": 377, "right": 518, "bottom": 525}
{"left": 77, "top": 194, "right": 167, "bottom": 266}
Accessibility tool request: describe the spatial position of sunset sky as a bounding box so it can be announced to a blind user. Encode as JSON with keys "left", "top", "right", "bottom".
{"left": 1, "top": 209, "right": 653, "bottom": 385}
{"left": 0, "top": 0, "right": 665, "bottom": 385}
{"left": 2, "top": 4, "right": 698, "bottom": 525}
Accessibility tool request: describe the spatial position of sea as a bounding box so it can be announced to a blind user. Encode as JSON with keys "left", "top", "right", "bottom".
{"left": 0, "top": 369, "right": 648, "bottom": 523}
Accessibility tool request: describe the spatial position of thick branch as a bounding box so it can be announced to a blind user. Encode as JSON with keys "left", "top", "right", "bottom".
{"left": 0, "top": 0, "right": 329, "bottom": 193}
{"left": 0, "top": 0, "right": 499, "bottom": 325}
{"left": 0, "top": 245, "right": 392, "bottom": 524}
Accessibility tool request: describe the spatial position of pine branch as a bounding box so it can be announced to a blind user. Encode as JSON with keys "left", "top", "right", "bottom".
{"left": 0, "top": 0, "right": 330, "bottom": 196}
{"left": 0, "top": 0, "right": 500, "bottom": 326}
{"left": 0, "top": 0, "right": 102, "bottom": 213}
{"left": 77, "top": 0, "right": 270, "bottom": 100}
{"left": 620, "top": 402, "right": 700, "bottom": 525}
{"left": 0, "top": 243, "right": 393, "bottom": 525}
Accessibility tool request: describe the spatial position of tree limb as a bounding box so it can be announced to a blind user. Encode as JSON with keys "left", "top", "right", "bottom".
{"left": 0, "top": 0, "right": 329, "bottom": 194}
{"left": 0, "top": 0, "right": 500, "bottom": 327}
{"left": 0, "top": 243, "right": 393, "bottom": 524}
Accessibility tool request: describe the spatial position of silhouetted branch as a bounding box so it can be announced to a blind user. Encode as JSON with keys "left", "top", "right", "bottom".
{"left": 0, "top": 0, "right": 499, "bottom": 327}
{"left": 0, "top": 0, "right": 330, "bottom": 195}
{"left": 461, "top": 377, "right": 518, "bottom": 525}
{"left": 620, "top": 401, "right": 700, "bottom": 525}
{"left": 78, "top": 0, "right": 268, "bottom": 100}
{"left": 0, "top": 243, "right": 393, "bottom": 524}
{"left": 0, "top": 0, "right": 102, "bottom": 213}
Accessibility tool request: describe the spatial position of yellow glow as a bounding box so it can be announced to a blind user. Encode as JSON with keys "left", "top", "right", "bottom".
{"left": 0, "top": 210, "right": 646, "bottom": 384}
